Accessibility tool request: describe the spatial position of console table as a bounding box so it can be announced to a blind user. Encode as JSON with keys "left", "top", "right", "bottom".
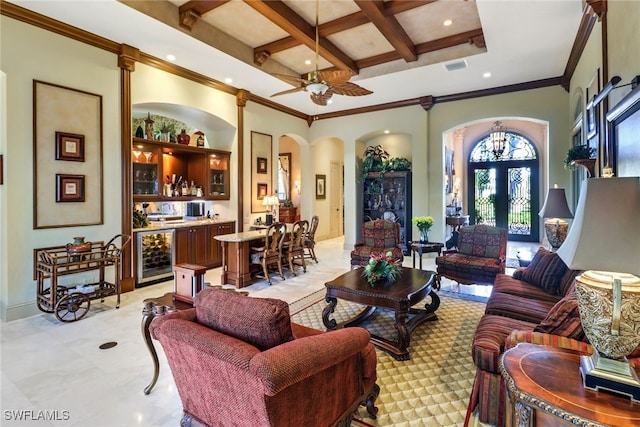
{"left": 500, "top": 343, "right": 640, "bottom": 426}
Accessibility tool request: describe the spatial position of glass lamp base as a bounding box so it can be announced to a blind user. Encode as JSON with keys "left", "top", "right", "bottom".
{"left": 580, "top": 352, "right": 640, "bottom": 402}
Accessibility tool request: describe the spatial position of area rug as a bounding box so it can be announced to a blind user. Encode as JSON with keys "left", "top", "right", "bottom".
{"left": 290, "top": 290, "right": 487, "bottom": 426}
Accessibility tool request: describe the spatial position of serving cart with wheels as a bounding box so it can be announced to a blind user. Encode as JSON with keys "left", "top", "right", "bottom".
{"left": 35, "top": 234, "right": 130, "bottom": 322}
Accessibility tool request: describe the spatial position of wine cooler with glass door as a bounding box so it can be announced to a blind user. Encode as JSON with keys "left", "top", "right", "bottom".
{"left": 136, "top": 229, "right": 175, "bottom": 287}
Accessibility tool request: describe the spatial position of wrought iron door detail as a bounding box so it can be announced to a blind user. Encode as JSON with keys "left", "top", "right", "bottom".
{"left": 468, "top": 131, "right": 539, "bottom": 242}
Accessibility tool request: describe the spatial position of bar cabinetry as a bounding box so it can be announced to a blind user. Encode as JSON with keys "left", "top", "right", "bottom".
{"left": 132, "top": 138, "right": 230, "bottom": 201}
{"left": 174, "top": 221, "right": 236, "bottom": 269}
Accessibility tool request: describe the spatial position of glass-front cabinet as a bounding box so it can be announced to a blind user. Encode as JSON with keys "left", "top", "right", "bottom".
{"left": 132, "top": 137, "right": 230, "bottom": 201}
{"left": 133, "top": 148, "right": 160, "bottom": 197}
{"left": 209, "top": 153, "right": 229, "bottom": 199}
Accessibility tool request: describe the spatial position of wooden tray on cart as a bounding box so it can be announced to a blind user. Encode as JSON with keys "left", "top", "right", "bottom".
{"left": 35, "top": 234, "right": 130, "bottom": 322}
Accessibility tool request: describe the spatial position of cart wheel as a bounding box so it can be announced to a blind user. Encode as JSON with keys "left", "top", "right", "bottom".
{"left": 37, "top": 286, "right": 69, "bottom": 314}
{"left": 37, "top": 298, "right": 55, "bottom": 314}
{"left": 55, "top": 293, "right": 91, "bottom": 322}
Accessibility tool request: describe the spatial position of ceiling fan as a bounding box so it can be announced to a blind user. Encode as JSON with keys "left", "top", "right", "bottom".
{"left": 270, "top": 0, "right": 373, "bottom": 106}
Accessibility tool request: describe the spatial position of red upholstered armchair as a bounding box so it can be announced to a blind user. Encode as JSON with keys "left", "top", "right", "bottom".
{"left": 351, "top": 219, "right": 404, "bottom": 268}
{"left": 435, "top": 224, "right": 507, "bottom": 288}
{"left": 150, "top": 288, "right": 379, "bottom": 427}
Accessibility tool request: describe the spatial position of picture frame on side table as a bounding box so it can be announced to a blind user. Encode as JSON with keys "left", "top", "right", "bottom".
{"left": 316, "top": 174, "right": 326, "bottom": 200}
{"left": 55, "top": 131, "right": 85, "bottom": 162}
{"left": 56, "top": 174, "right": 85, "bottom": 202}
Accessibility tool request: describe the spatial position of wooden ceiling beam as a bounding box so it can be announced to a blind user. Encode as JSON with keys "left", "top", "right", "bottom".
{"left": 355, "top": 28, "right": 483, "bottom": 69}
{"left": 179, "top": 0, "right": 229, "bottom": 17}
{"left": 245, "top": 0, "right": 357, "bottom": 73}
{"left": 253, "top": 1, "right": 433, "bottom": 60}
{"left": 354, "top": 0, "right": 417, "bottom": 62}
{"left": 178, "top": 0, "right": 229, "bottom": 30}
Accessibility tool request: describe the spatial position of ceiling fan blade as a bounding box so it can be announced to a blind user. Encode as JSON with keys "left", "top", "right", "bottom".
{"left": 310, "top": 90, "right": 333, "bottom": 106}
{"left": 318, "top": 69, "right": 352, "bottom": 86}
{"left": 271, "top": 87, "right": 305, "bottom": 97}
{"left": 330, "top": 81, "right": 373, "bottom": 96}
{"left": 271, "top": 73, "right": 311, "bottom": 85}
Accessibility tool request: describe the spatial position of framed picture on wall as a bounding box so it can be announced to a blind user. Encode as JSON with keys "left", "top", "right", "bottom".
{"left": 257, "top": 157, "right": 268, "bottom": 174}
{"left": 257, "top": 183, "right": 268, "bottom": 200}
{"left": 585, "top": 69, "right": 600, "bottom": 141}
{"left": 316, "top": 174, "right": 326, "bottom": 199}
{"left": 251, "top": 131, "right": 272, "bottom": 212}
{"left": 55, "top": 131, "right": 85, "bottom": 162}
{"left": 56, "top": 174, "right": 85, "bottom": 202}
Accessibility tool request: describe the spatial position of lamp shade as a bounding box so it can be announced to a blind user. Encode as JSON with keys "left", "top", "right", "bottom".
{"left": 556, "top": 177, "right": 640, "bottom": 277}
{"left": 538, "top": 187, "right": 573, "bottom": 219}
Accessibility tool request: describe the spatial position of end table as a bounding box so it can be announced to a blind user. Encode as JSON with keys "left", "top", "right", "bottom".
{"left": 409, "top": 241, "right": 444, "bottom": 271}
{"left": 500, "top": 343, "right": 640, "bottom": 426}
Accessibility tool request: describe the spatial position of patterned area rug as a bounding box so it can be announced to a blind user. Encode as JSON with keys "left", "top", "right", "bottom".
{"left": 290, "top": 290, "right": 487, "bottom": 426}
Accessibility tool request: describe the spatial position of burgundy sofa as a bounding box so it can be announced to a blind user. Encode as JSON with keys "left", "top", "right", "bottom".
{"left": 464, "top": 247, "right": 640, "bottom": 426}
{"left": 151, "top": 288, "right": 379, "bottom": 427}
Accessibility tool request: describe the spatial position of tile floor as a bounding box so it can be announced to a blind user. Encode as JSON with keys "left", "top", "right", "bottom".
{"left": 0, "top": 237, "right": 541, "bottom": 426}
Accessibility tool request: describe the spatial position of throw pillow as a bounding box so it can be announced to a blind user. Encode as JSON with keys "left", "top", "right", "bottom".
{"left": 194, "top": 288, "right": 294, "bottom": 351}
{"left": 534, "top": 291, "right": 587, "bottom": 341}
{"left": 521, "top": 247, "right": 568, "bottom": 295}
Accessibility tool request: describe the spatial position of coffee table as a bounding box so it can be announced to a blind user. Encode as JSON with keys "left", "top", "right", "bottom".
{"left": 322, "top": 267, "right": 439, "bottom": 360}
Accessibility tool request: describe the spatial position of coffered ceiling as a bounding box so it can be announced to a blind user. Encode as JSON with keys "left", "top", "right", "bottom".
{"left": 8, "top": 0, "right": 585, "bottom": 116}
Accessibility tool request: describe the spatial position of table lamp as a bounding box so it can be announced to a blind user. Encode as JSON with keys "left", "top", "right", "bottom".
{"left": 263, "top": 195, "right": 278, "bottom": 225}
{"left": 538, "top": 185, "right": 573, "bottom": 250}
{"left": 556, "top": 177, "right": 640, "bottom": 401}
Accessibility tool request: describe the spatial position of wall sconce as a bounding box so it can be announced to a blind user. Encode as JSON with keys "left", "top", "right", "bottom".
{"left": 294, "top": 180, "right": 301, "bottom": 195}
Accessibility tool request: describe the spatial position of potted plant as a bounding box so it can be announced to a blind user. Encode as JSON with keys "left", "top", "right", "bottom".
{"left": 563, "top": 144, "right": 596, "bottom": 170}
{"left": 412, "top": 216, "right": 434, "bottom": 243}
{"left": 362, "top": 145, "right": 389, "bottom": 179}
{"left": 362, "top": 251, "right": 402, "bottom": 286}
{"left": 387, "top": 157, "right": 412, "bottom": 172}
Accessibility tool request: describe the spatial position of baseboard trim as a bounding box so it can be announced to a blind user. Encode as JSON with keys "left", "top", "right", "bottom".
{"left": 1, "top": 301, "right": 39, "bottom": 322}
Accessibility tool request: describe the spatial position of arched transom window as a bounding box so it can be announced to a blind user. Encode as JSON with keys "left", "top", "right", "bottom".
{"left": 470, "top": 133, "right": 537, "bottom": 163}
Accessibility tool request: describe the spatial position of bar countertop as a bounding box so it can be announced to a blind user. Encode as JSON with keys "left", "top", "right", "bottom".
{"left": 214, "top": 229, "right": 267, "bottom": 242}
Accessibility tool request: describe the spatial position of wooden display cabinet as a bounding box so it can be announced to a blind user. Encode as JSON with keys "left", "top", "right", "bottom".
{"left": 363, "top": 170, "right": 412, "bottom": 255}
{"left": 132, "top": 138, "right": 230, "bottom": 201}
{"left": 133, "top": 148, "right": 160, "bottom": 198}
{"left": 208, "top": 222, "right": 235, "bottom": 267}
{"left": 208, "top": 152, "right": 230, "bottom": 199}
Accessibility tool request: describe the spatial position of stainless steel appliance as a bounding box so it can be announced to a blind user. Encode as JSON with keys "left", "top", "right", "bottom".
{"left": 136, "top": 229, "right": 175, "bottom": 287}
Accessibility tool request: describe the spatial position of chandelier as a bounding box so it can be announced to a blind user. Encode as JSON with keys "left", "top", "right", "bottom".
{"left": 489, "top": 121, "right": 507, "bottom": 158}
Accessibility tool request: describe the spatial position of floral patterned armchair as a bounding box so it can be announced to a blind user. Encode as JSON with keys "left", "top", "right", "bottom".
{"left": 350, "top": 219, "right": 404, "bottom": 268}
{"left": 435, "top": 224, "right": 507, "bottom": 288}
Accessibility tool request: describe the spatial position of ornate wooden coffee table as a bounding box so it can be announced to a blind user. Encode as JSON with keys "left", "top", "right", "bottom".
{"left": 322, "top": 267, "right": 439, "bottom": 360}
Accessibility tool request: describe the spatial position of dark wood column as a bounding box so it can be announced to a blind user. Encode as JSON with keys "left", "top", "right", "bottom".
{"left": 236, "top": 89, "right": 250, "bottom": 232}
{"left": 118, "top": 44, "right": 139, "bottom": 292}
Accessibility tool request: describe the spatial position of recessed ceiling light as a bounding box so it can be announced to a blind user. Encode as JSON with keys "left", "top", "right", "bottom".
{"left": 384, "top": 130, "right": 390, "bottom": 134}
{"left": 443, "top": 19, "right": 453, "bottom": 26}
{"left": 224, "top": 77, "right": 233, "bottom": 84}
{"left": 483, "top": 72, "right": 491, "bottom": 78}
{"left": 327, "top": 99, "right": 333, "bottom": 104}
{"left": 305, "top": 59, "right": 312, "bottom": 65}
{"left": 166, "top": 54, "right": 176, "bottom": 62}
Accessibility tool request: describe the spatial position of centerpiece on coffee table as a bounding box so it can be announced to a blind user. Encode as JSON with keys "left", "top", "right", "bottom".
{"left": 362, "top": 251, "right": 402, "bottom": 286}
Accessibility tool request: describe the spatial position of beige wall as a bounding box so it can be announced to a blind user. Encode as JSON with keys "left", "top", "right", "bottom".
{"left": 1, "top": 17, "right": 122, "bottom": 320}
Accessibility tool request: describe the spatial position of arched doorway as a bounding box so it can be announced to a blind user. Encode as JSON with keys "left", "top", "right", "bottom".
{"left": 468, "top": 132, "right": 539, "bottom": 242}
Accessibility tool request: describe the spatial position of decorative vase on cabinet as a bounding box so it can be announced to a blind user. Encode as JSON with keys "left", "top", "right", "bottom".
{"left": 177, "top": 129, "right": 190, "bottom": 145}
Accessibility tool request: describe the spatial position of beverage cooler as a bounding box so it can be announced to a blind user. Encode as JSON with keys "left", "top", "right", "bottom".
{"left": 136, "top": 229, "right": 175, "bottom": 287}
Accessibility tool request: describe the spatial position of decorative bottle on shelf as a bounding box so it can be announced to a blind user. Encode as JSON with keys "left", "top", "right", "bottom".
{"left": 190, "top": 181, "right": 197, "bottom": 196}
{"left": 177, "top": 129, "right": 190, "bottom": 145}
{"left": 182, "top": 181, "right": 189, "bottom": 196}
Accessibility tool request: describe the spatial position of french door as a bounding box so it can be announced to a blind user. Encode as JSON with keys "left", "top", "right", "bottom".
{"left": 469, "top": 161, "right": 539, "bottom": 242}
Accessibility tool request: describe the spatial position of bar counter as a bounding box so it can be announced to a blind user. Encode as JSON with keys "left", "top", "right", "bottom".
{"left": 214, "top": 229, "right": 268, "bottom": 287}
